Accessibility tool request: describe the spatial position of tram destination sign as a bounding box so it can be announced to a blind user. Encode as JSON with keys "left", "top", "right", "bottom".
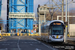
{"left": 9, "top": 12, "right": 35, "bottom": 18}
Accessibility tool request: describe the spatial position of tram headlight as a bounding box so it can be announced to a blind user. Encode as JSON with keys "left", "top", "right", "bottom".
{"left": 52, "top": 36, "right": 55, "bottom": 38}
{"left": 60, "top": 36, "right": 63, "bottom": 38}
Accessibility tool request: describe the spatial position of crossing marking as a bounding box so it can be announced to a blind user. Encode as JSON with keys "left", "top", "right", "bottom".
{"left": 17, "top": 36, "right": 21, "bottom": 50}
{"left": 35, "top": 39, "right": 57, "bottom": 50}
{"left": 30, "top": 44, "right": 33, "bottom": 45}
{"left": 22, "top": 42, "right": 38, "bottom": 43}
{"left": 2, "top": 44, "right": 10, "bottom": 45}
{"left": 0, "top": 42, "right": 17, "bottom": 43}
{"left": 35, "top": 48, "right": 41, "bottom": 50}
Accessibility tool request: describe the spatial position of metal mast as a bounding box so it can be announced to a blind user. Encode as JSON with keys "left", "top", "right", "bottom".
{"left": 64, "top": 0, "right": 68, "bottom": 43}
{"left": 62, "top": 0, "right": 64, "bottom": 21}
{"left": 7, "top": 0, "right": 9, "bottom": 32}
{"left": 0, "top": 0, "right": 2, "bottom": 18}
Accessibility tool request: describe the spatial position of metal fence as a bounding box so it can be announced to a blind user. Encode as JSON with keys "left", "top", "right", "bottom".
{"left": 69, "top": 32, "right": 75, "bottom": 36}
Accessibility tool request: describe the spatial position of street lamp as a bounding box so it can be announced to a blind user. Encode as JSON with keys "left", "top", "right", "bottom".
{"left": 64, "top": 0, "right": 68, "bottom": 43}
{"left": 68, "top": 0, "right": 75, "bottom": 36}
{"left": 64, "top": 0, "right": 75, "bottom": 43}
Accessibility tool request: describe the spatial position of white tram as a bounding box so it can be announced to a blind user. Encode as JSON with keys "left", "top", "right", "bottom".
{"left": 41, "top": 20, "right": 65, "bottom": 42}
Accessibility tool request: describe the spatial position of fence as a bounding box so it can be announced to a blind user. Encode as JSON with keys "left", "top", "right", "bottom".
{"left": 69, "top": 32, "right": 75, "bottom": 37}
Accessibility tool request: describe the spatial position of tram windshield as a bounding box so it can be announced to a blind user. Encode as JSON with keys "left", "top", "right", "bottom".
{"left": 52, "top": 25, "right": 64, "bottom": 35}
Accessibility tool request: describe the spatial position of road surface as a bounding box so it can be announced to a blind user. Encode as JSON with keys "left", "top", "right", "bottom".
{"left": 0, "top": 36, "right": 56, "bottom": 50}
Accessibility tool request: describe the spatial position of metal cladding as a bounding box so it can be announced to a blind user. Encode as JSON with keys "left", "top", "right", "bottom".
{"left": 0, "top": 0, "right": 2, "bottom": 17}
{"left": 8, "top": 0, "right": 34, "bottom": 33}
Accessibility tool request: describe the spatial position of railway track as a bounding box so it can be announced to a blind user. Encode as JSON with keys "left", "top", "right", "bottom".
{"left": 41, "top": 41, "right": 75, "bottom": 50}
{"left": 33, "top": 36, "right": 75, "bottom": 50}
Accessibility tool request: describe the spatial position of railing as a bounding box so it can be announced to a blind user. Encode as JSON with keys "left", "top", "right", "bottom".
{"left": 69, "top": 32, "right": 75, "bottom": 37}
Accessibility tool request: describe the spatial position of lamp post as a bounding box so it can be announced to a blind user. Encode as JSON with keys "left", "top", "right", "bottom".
{"left": 68, "top": 0, "right": 75, "bottom": 36}
{"left": 64, "top": 0, "right": 74, "bottom": 43}
{"left": 64, "top": 0, "right": 68, "bottom": 43}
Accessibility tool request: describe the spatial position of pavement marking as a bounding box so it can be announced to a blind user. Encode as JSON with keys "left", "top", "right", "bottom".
{"left": 6, "top": 48, "right": 8, "bottom": 50}
{"left": 2, "top": 44, "right": 10, "bottom": 45}
{"left": 30, "top": 44, "right": 33, "bottom": 45}
{"left": 22, "top": 42, "right": 37, "bottom": 43}
{"left": 0, "top": 42, "right": 17, "bottom": 43}
{"left": 17, "top": 36, "right": 21, "bottom": 50}
{"left": 35, "top": 48, "right": 41, "bottom": 50}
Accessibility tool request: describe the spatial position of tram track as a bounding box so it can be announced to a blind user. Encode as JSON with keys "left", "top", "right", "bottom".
{"left": 33, "top": 36, "right": 75, "bottom": 50}
{"left": 41, "top": 41, "right": 75, "bottom": 50}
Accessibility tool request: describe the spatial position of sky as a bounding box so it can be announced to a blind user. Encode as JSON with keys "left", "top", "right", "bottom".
{"left": 1, "top": 0, "right": 75, "bottom": 21}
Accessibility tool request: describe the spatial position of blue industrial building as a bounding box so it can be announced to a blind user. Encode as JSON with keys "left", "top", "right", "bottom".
{"left": 0, "top": 0, "right": 2, "bottom": 17}
{"left": 8, "top": 0, "right": 34, "bottom": 33}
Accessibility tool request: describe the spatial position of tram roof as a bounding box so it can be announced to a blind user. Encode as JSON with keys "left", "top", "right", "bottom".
{"left": 50, "top": 20, "right": 64, "bottom": 24}
{"left": 43, "top": 20, "right": 64, "bottom": 26}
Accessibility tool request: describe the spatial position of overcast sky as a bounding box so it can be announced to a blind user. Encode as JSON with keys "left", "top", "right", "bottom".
{"left": 1, "top": 0, "right": 75, "bottom": 21}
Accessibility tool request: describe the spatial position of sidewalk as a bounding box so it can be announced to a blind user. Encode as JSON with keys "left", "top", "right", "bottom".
{"left": 67, "top": 37, "right": 75, "bottom": 45}
{"left": 67, "top": 37, "right": 75, "bottom": 41}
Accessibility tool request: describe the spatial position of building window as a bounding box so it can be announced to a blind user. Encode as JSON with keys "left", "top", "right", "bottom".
{"left": 47, "top": 8, "right": 49, "bottom": 10}
{"left": 40, "top": 8, "right": 42, "bottom": 10}
{"left": 43, "top": 7, "right": 45, "bottom": 10}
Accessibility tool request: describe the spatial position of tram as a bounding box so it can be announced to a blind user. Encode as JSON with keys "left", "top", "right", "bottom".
{"left": 41, "top": 20, "right": 65, "bottom": 42}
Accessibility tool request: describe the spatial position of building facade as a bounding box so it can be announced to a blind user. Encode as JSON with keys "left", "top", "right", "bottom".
{"left": 37, "top": 4, "right": 50, "bottom": 35}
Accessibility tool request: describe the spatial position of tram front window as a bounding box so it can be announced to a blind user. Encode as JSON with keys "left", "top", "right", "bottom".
{"left": 52, "top": 30, "right": 63, "bottom": 35}
{"left": 52, "top": 26, "right": 64, "bottom": 35}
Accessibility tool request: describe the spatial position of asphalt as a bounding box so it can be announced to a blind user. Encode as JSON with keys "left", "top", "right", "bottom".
{"left": 0, "top": 36, "right": 56, "bottom": 50}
